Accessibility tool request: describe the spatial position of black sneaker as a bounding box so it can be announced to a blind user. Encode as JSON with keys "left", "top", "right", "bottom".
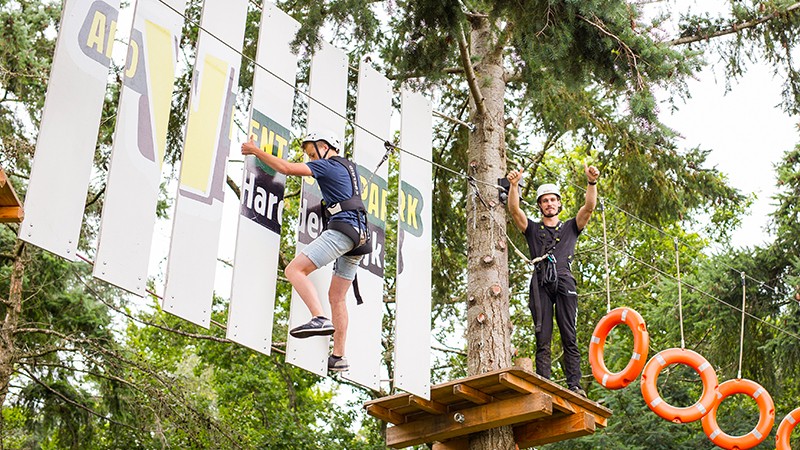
{"left": 569, "top": 386, "right": 587, "bottom": 398}
{"left": 289, "top": 316, "right": 335, "bottom": 338}
{"left": 328, "top": 355, "right": 349, "bottom": 372}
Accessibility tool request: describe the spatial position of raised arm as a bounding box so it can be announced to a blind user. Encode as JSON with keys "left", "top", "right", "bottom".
{"left": 575, "top": 164, "right": 599, "bottom": 230}
{"left": 506, "top": 169, "right": 529, "bottom": 233}
{"left": 241, "top": 137, "right": 312, "bottom": 176}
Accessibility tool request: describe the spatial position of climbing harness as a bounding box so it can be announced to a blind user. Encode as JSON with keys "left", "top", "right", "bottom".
{"left": 640, "top": 348, "right": 719, "bottom": 423}
{"left": 529, "top": 252, "right": 557, "bottom": 333}
{"left": 589, "top": 307, "right": 649, "bottom": 390}
{"left": 701, "top": 378, "right": 774, "bottom": 450}
{"left": 527, "top": 221, "right": 562, "bottom": 332}
{"left": 776, "top": 407, "right": 800, "bottom": 450}
{"left": 321, "top": 156, "right": 371, "bottom": 257}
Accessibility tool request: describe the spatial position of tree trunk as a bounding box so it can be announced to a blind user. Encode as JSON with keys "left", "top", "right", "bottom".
{"left": 464, "top": 16, "right": 515, "bottom": 450}
{"left": 0, "top": 240, "right": 25, "bottom": 408}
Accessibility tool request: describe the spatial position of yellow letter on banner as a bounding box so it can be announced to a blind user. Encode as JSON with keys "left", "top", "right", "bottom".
{"left": 180, "top": 53, "right": 228, "bottom": 194}
{"left": 86, "top": 11, "right": 107, "bottom": 53}
{"left": 144, "top": 19, "right": 176, "bottom": 167}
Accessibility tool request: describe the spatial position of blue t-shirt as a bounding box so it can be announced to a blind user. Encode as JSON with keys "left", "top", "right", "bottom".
{"left": 306, "top": 158, "right": 361, "bottom": 228}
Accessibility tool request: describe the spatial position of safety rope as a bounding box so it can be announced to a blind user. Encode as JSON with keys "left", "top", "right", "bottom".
{"left": 675, "top": 239, "right": 685, "bottom": 349}
{"left": 738, "top": 271, "right": 747, "bottom": 379}
{"left": 600, "top": 199, "right": 611, "bottom": 314}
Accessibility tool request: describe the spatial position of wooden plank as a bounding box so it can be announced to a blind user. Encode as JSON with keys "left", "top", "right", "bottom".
{"left": 410, "top": 395, "right": 447, "bottom": 415}
{"left": 366, "top": 404, "right": 406, "bottom": 425}
{"left": 386, "top": 392, "right": 553, "bottom": 448}
{"left": 506, "top": 370, "right": 612, "bottom": 421}
{"left": 431, "top": 438, "right": 469, "bottom": 450}
{"left": 498, "top": 373, "right": 573, "bottom": 412}
{"left": 363, "top": 366, "right": 612, "bottom": 426}
{"left": 453, "top": 383, "right": 493, "bottom": 405}
{"left": 499, "top": 372, "right": 536, "bottom": 394}
{"left": 0, "top": 207, "right": 23, "bottom": 223}
{"left": 515, "top": 412, "right": 596, "bottom": 448}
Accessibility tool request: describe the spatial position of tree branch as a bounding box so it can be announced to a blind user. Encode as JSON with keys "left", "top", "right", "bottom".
{"left": 458, "top": 24, "right": 487, "bottom": 118}
{"left": 578, "top": 14, "right": 644, "bottom": 90}
{"left": 20, "top": 366, "right": 145, "bottom": 432}
{"left": 668, "top": 2, "right": 800, "bottom": 46}
{"left": 226, "top": 174, "right": 241, "bottom": 199}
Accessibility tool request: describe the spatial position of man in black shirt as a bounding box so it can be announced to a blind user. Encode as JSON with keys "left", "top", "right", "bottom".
{"left": 506, "top": 165, "right": 599, "bottom": 396}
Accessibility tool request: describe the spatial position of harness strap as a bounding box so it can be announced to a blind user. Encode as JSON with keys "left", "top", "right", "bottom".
{"left": 352, "top": 274, "right": 364, "bottom": 305}
{"left": 320, "top": 156, "right": 372, "bottom": 257}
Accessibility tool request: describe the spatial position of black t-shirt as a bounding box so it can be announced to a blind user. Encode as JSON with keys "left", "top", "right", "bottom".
{"left": 523, "top": 217, "right": 582, "bottom": 277}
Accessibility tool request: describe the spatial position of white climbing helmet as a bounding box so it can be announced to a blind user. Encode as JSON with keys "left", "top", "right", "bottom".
{"left": 536, "top": 183, "right": 561, "bottom": 203}
{"left": 302, "top": 129, "right": 341, "bottom": 151}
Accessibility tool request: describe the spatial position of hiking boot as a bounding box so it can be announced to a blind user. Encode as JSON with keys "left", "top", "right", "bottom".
{"left": 289, "top": 316, "right": 335, "bottom": 338}
{"left": 569, "top": 386, "right": 587, "bottom": 398}
{"left": 328, "top": 355, "right": 349, "bottom": 372}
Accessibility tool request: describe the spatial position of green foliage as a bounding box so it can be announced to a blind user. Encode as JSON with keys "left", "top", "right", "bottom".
{"left": 4, "top": 0, "right": 800, "bottom": 448}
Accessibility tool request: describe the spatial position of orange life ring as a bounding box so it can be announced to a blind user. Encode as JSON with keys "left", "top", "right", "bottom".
{"left": 701, "top": 378, "right": 774, "bottom": 450}
{"left": 640, "top": 348, "right": 719, "bottom": 423}
{"left": 589, "top": 307, "right": 649, "bottom": 389}
{"left": 776, "top": 406, "right": 800, "bottom": 450}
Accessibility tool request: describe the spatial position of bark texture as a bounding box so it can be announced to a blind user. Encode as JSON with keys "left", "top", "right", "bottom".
{"left": 0, "top": 240, "right": 25, "bottom": 408}
{"left": 463, "top": 16, "right": 515, "bottom": 450}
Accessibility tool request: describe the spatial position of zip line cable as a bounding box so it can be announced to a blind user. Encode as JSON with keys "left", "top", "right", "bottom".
{"left": 529, "top": 159, "right": 780, "bottom": 295}
{"left": 675, "top": 238, "right": 685, "bottom": 349}
{"left": 738, "top": 271, "right": 747, "bottom": 379}
{"left": 126, "top": 0, "right": 793, "bottom": 342}
{"left": 161, "top": 0, "right": 781, "bottom": 303}
{"left": 241, "top": 0, "right": 779, "bottom": 298}
{"left": 580, "top": 233, "right": 800, "bottom": 343}
{"left": 155, "top": 0, "right": 504, "bottom": 194}
{"left": 600, "top": 199, "right": 612, "bottom": 314}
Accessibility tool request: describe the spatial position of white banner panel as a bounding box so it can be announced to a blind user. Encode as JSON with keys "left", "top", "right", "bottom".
{"left": 93, "top": 0, "right": 187, "bottom": 295}
{"left": 162, "top": 0, "right": 248, "bottom": 328}
{"left": 394, "top": 90, "right": 433, "bottom": 399}
{"left": 286, "top": 41, "right": 348, "bottom": 376}
{"left": 227, "top": 2, "right": 300, "bottom": 354}
{"left": 342, "top": 60, "right": 391, "bottom": 391}
{"left": 20, "top": 0, "right": 120, "bottom": 260}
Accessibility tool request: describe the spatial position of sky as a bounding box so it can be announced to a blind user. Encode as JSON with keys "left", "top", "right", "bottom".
{"left": 646, "top": 0, "right": 797, "bottom": 248}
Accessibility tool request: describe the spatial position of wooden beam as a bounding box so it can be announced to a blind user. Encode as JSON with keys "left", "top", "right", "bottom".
{"left": 410, "top": 395, "right": 447, "bottom": 415}
{"left": 499, "top": 372, "right": 536, "bottom": 394}
{"left": 366, "top": 404, "right": 406, "bottom": 425}
{"left": 432, "top": 438, "right": 469, "bottom": 450}
{"left": 499, "top": 373, "right": 578, "bottom": 416}
{"left": 515, "top": 412, "right": 596, "bottom": 448}
{"left": 452, "top": 383, "right": 493, "bottom": 405}
{"left": 386, "top": 392, "right": 553, "bottom": 448}
{"left": 0, "top": 206, "right": 23, "bottom": 223}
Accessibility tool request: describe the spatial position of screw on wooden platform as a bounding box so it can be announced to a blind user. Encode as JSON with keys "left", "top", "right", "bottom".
{"left": 453, "top": 412, "right": 465, "bottom": 423}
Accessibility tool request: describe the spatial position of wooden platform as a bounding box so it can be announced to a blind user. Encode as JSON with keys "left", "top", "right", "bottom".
{"left": 0, "top": 168, "right": 23, "bottom": 223}
{"left": 364, "top": 361, "right": 612, "bottom": 449}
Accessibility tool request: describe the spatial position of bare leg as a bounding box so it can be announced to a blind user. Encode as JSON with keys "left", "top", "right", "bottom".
{"left": 285, "top": 254, "right": 325, "bottom": 317}
{"left": 328, "top": 275, "right": 352, "bottom": 356}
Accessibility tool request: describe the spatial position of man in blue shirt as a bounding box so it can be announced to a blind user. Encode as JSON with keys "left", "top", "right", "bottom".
{"left": 242, "top": 130, "right": 367, "bottom": 373}
{"left": 506, "top": 165, "right": 599, "bottom": 397}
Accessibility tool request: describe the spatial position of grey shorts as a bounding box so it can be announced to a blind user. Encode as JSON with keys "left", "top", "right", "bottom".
{"left": 301, "top": 229, "right": 363, "bottom": 281}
